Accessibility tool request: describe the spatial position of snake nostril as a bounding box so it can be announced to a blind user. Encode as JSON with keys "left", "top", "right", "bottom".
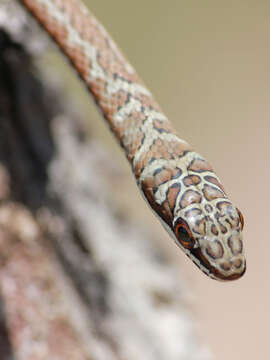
{"left": 232, "top": 258, "right": 243, "bottom": 269}
{"left": 220, "top": 261, "right": 231, "bottom": 271}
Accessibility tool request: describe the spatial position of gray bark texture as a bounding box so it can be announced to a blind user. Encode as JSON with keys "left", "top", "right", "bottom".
{"left": 0, "top": 2, "right": 211, "bottom": 359}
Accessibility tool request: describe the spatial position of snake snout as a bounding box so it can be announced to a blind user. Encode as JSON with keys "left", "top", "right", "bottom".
{"left": 217, "top": 257, "right": 246, "bottom": 281}
{"left": 196, "top": 235, "right": 246, "bottom": 281}
{"left": 206, "top": 254, "right": 246, "bottom": 281}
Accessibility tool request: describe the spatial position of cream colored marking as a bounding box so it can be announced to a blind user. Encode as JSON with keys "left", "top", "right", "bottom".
{"left": 113, "top": 97, "right": 142, "bottom": 122}
{"left": 113, "top": 97, "right": 167, "bottom": 123}
{"left": 139, "top": 151, "right": 195, "bottom": 182}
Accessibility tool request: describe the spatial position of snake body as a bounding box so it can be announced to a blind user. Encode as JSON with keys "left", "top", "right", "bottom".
{"left": 18, "top": 0, "right": 246, "bottom": 280}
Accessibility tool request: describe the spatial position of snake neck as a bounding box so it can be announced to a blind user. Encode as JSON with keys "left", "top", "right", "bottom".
{"left": 20, "top": 0, "right": 189, "bottom": 164}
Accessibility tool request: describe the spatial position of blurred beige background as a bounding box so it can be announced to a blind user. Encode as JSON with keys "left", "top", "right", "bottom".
{"left": 43, "top": 1, "right": 270, "bottom": 359}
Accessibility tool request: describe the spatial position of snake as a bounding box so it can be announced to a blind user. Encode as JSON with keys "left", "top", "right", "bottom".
{"left": 18, "top": 0, "right": 246, "bottom": 281}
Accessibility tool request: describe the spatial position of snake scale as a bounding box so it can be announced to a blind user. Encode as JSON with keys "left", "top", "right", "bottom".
{"left": 18, "top": 0, "right": 246, "bottom": 281}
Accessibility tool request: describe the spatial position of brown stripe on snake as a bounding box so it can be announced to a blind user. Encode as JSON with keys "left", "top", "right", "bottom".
{"left": 183, "top": 175, "right": 201, "bottom": 187}
{"left": 187, "top": 158, "right": 213, "bottom": 173}
{"left": 19, "top": 0, "right": 246, "bottom": 281}
{"left": 204, "top": 175, "right": 225, "bottom": 192}
{"left": 202, "top": 184, "right": 225, "bottom": 201}
{"left": 180, "top": 189, "right": 202, "bottom": 209}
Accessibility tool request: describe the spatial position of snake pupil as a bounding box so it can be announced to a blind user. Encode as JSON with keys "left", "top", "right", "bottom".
{"left": 177, "top": 227, "right": 191, "bottom": 243}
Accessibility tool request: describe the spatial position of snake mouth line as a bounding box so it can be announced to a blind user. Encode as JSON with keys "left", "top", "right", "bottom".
{"left": 190, "top": 248, "right": 246, "bottom": 281}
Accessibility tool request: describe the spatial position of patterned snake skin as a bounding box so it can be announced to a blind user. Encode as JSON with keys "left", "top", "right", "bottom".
{"left": 18, "top": 0, "right": 246, "bottom": 280}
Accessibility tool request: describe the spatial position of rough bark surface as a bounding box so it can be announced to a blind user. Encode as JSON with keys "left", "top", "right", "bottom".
{"left": 0, "top": 2, "right": 211, "bottom": 359}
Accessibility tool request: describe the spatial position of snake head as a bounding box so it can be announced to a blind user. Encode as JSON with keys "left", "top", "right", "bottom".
{"left": 173, "top": 202, "right": 246, "bottom": 280}
{"left": 140, "top": 151, "right": 246, "bottom": 281}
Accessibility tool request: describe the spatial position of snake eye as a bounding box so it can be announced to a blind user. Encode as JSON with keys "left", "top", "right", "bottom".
{"left": 236, "top": 208, "right": 244, "bottom": 230}
{"left": 174, "top": 218, "right": 195, "bottom": 249}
